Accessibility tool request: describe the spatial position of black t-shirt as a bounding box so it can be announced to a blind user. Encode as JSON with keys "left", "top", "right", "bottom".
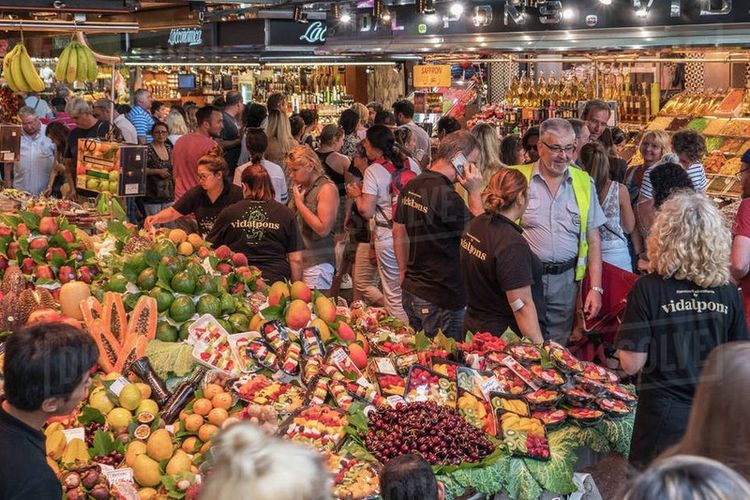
{"left": 616, "top": 274, "right": 750, "bottom": 403}
{"left": 206, "top": 199, "right": 304, "bottom": 283}
{"left": 173, "top": 182, "right": 243, "bottom": 235}
{"left": 0, "top": 402, "right": 61, "bottom": 500}
{"left": 460, "top": 213, "right": 546, "bottom": 336}
{"left": 63, "top": 120, "right": 122, "bottom": 198}
{"left": 221, "top": 112, "right": 241, "bottom": 172}
{"left": 394, "top": 170, "right": 472, "bottom": 310}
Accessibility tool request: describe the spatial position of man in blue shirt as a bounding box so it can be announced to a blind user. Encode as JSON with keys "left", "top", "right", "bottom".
{"left": 128, "top": 88, "right": 155, "bottom": 144}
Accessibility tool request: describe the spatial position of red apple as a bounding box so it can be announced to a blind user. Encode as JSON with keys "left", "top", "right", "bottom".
{"left": 216, "top": 262, "right": 232, "bottom": 275}
{"left": 231, "top": 283, "right": 245, "bottom": 294}
{"left": 58, "top": 265, "right": 76, "bottom": 284}
{"left": 46, "top": 247, "right": 67, "bottom": 261}
{"left": 34, "top": 264, "right": 53, "bottom": 280}
{"left": 29, "top": 237, "right": 48, "bottom": 250}
{"left": 197, "top": 246, "right": 210, "bottom": 258}
{"left": 6, "top": 241, "right": 19, "bottom": 260}
{"left": 38, "top": 216, "right": 58, "bottom": 235}
{"left": 21, "top": 257, "right": 34, "bottom": 274}
{"left": 0, "top": 226, "right": 11, "bottom": 238}
{"left": 16, "top": 223, "right": 29, "bottom": 237}
{"left": 77, "top": 266, "right": 92, "bottom": 284}
{"left": 59, "top": 230, "right": 75, "bottom": 243}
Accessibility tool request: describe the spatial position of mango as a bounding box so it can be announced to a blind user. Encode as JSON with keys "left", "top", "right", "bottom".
{"left": 248, "top": 313, "right": 264, "bottom": 332}
{"left": 166, "top": 450, "right": 192, "bottom": 475}
{"left": 146, "top": 429, "right": 174, "bottom": 462}
{"left": 310, "top": 318, "right": 330, "bottom": 343}
{"left": 314, "top": 296, "right": 336, "bottom": 323}
{"left": 126, "top": 440, "right": 148, "bottom": 467}
{"left": 133, "top": 454, "right": 162, "bottom": 487}
{"left": 267, "top": 281, "right": 290, "bottom": 306}
{"left": 290, "top": 281, "right": 312, "bottom": 302}
{"left": 337, "top": 322, "right": 355, "bottom": 343}
{"left": 285, "top": 299, "right": 311, "bottom": 330}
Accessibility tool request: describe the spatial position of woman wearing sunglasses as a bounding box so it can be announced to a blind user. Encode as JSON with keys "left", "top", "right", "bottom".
{"left": 144, "top": 154, "right": 243, "bottom": 235}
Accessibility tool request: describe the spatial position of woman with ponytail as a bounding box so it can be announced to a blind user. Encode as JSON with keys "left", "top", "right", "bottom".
{"left": 346, "top": 125, "right": 411, "bottom": 323}
{"left": 233, "top": 127, "right": 288, "bottom": 204}
{"left": 460, "top": 168, "right": 546, "bottom": 341}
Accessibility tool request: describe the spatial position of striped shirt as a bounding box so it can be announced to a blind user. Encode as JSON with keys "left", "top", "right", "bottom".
{"left": 127, "top": 104, "right": 155, "bottom": 143}
{"left": 639, "top": 162, "right": 708, "bottom": 200}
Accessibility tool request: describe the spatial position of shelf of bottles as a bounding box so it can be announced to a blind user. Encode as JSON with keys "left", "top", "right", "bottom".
{"left": 142, "top": 69, "right": 241, "bottom": 101}
{"left": 253, "top": 66, "right": 354, "bottom": 119}
{"left": 480, "top": 68, "right": 653, "bottom": 135}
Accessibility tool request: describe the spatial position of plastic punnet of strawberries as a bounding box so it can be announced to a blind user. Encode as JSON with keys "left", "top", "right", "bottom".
{"left": 364, "top": 401, "right": 495, "bottom": 465}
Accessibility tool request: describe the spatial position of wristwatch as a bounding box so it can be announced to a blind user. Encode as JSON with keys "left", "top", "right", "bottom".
{"left": 592, "top": 286, "right": 604, "bottom": 295}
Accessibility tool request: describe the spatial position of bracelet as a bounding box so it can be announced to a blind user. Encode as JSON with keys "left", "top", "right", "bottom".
{"left": 592, "top": 286, "right": 604, "bottom": 295}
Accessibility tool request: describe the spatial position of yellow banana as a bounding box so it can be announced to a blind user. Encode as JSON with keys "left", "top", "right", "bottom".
{"left": 10, "top": 45, "right": 30, "bottom": 91}
{"left": 73, "top": 44, "right": 85, "bottom": 83}
{"left": 55, "top": 44, "right": 71, "bottom": 82}
{"left": 18, "top": 46, "right": 44, "bottom": 93}
{"left": 83, "top": 45, "right": 97, "bottom": 82}
{"left": 3, "top": 45, "right": 20, "bottom": 92}
{"left": 65, "top": 42, "right": 78, "bottom": 83}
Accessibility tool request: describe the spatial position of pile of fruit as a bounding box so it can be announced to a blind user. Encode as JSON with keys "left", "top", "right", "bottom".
{"left": 0, "top": 206, "right": 638, "bottom": 499}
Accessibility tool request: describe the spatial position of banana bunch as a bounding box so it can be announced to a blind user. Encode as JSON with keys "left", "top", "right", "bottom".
{"left": 55, "top": 41, "right": 98, "bottom": 84}
{"left": 2, "top": 43, "right": 45, "bottom": 93}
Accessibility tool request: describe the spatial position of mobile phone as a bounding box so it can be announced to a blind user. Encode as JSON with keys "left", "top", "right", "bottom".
{"left": 451, "top": 152, "right": 467, "bottom": 178}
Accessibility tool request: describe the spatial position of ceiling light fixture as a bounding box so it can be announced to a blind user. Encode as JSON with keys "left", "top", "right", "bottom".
{"left": 449, "top": 3, "right": 464, "bottom": 17}
{"left": 380, "top": 8, "right": 392, "bottom": 23}
{"left": 562, "top": 8, "right": 575, "bottom": 20}
{"left": 340, "top": 12, "right": 352, "bottom": 23}
{"left": 599, "top": 0, "right": 612, "bottom": 4}
{"left": 417, "top": 0, "right": 436, "bottom": 15}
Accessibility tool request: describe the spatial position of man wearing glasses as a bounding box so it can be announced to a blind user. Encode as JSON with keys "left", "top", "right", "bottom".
{"left": 512, "top": 118, "right": 606, "bottom": 345}
{"left": 730, "top": 149, "right": 750, "bottom": 330}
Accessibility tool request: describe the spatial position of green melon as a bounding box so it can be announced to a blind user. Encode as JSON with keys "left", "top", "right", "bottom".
{"left": 171, "top": 271, "right": 196, "bottom": 295}
{"left": 169, "top": 295, "right": 196, "bottom": 323}
{"left": 149, "top": 287, "right": 174, "bottom": 313}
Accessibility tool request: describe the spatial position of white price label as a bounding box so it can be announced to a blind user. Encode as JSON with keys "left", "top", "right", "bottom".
{"left": 386, "top": 395, "right": 406, "bottom": 408}
{"left": 62, "top": 427, "right": 86, "bottom": 443}
{"left": 374, "top": 358, "right": 397, "bottom": 375}
{"left": 124, "top": 183, "right": 139, "bottom": 195}
{"left": 103, "top": 467, "right": 134, "bottom": 484}
{"left": 109, "top": 376, "right": 130, "bottom": 397}
{"left": 479, "top": 376, "right": 503, "bottom": 401}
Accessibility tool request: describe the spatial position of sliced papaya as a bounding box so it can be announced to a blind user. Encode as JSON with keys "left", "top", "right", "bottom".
{"left": 88, "top": 319, "right": 122, "bottom": 373}
{"left": 114, "top": 333, "right": 146, "bottom": 374}
{"left": 125, "top": 295, "right": 158, "bottom": 341}
{"left": 102, "top": 292, "right": 127, "bottom": 346}
{"left": 80, "top": 296, "right": 103, "bottom": 333}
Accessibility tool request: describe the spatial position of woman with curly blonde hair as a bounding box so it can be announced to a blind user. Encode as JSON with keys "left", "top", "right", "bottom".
{"left": 459, "top": 168, "right": 545, "bottom": 341}
{"left": 199, "top": 422, "right": 331, "bottom": 500}
{"left": 616, "top": 191, "right": 749, "bottom": 471}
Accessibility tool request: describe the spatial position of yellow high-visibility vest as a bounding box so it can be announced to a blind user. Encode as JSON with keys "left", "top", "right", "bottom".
{"left": 513, "top": 163, "right": 591, "bottom": 281}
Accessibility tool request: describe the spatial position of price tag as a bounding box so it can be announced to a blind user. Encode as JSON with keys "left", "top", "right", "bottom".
{"left": 108, "top": 376, "right": 130, "bottom": 397}
{"left": 62, "top": 427, "right": 86, "bottom": 443}
{"left": 103, "top": 467, "right": 134, "bottom": 484}
{"left": 165, "top": 425, "right": 175, "bottom": 434}
{"left": 373, "top": 357, "right": 397, "bottom": 375}
{"left": 98, "top": 463, "right": 115, "bottom": 473}
{"left": 480, "top": 376, "right": 503, "bottom": 401}
{"left": 124, "top": 183, "right": 139, "bottom": 195}
{"left": 386, "top": 395, "right": 406, "bottom": 409}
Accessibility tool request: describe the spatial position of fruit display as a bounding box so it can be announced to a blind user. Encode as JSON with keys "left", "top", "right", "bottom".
{"left": 3, "top": 43, "right": 45, "bottom": 92}
{"left": 405, "top": 365, "right": 458, "bottom": 407}
{"left": 365, "top": 402, "right": 495, "bottom": 465}
{"left": 55, "top": 40, "right": 99, "bottom": 84}
{"left": 281, "top": 405, "right": 348, "bottom": 452}
{"left": 0, "top": 205, "right": 636, "bottom": 500}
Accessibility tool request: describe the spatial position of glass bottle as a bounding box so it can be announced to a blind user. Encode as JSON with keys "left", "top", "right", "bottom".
{"left": 161, "top": 368, "right": 206, "bottom": 424}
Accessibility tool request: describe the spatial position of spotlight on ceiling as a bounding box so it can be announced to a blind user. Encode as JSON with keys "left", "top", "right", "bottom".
{"left": 472, "top": 6, "right": 492, "bottom": 27}
{"left": 562, "top": 8, "right": 575, "bottom": 20}
{"left": 380, "top": 8, "right": 392, "bottom": 23}
{"left": 340, "top": 12, "right": 352, "bottom": 23}
{"left": 449, "top": 3, "right": 464, "bottom": 17}
{"left": 599, "top": 0, "right": 612, "bottom": 4}
{"left": 635, "top": 8, "right": 648, "bottom": 17}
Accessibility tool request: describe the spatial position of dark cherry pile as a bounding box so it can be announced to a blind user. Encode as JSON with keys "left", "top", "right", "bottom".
{"left": 364, "top": 402, "right": 495, "bottom": 465}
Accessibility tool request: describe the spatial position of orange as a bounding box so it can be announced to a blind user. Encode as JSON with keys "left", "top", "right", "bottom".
{"left": 207, "top": 407, "right": 228, "bottom": 426}
{"left": 192, "top": 398, "right": 213, "bottom": 416}
{"left": 203, "top": 384, "right": 223, "bottom": 400}
{"left": 211, "top": 392, "right": 233, "bottom": 410}
{"left": 200, "top": 440, "right": 212, "bottom": 454}
{"left": 198, "top": 424, "right": 218, "bottom": 442}
{"left": 181, "top": 436, "right": 201, "bottom": 453}
{"left": 184, "top": 414, "right": 204, "bottom": 433}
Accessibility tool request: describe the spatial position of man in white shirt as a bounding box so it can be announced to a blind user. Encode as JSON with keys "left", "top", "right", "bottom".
{"left": 11, "top": 107, "right": 55, "bottom": 195}
{"left": 93, "top": 98, "right": 137, "bottom": 144}
{"left": 393, "top": 99, "right": 432, "bottom": 170}
{"left": 23, "top": 93, "right": 54, "bottom": 121}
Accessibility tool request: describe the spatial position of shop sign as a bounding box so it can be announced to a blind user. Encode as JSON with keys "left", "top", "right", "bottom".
{"left": 328, "top": 0, "right": 750, "bottom": 38}
{"left": 413, "top": 65, "right": 452, "bottom": 88}
{"left": 168, "top": 28, "right": 203, "bottom": 47}
{"left": 268, "top": 20, "right": 328, "bottom": 46}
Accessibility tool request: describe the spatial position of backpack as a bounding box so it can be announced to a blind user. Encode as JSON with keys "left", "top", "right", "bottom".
{"left": 374, "top": 158, "right": 416, "bottom": 229}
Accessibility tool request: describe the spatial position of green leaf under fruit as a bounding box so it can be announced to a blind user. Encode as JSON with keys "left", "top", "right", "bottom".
{"left": 78, "top": 406, "right": 106, "bottom": 425}
{"left": 260, "top": 305, "right": 284, "bottom": 320}
{"left": 88, "top": 429, "right": 124, "bottom": 458}
{"left": 18, "top": 211, "right": 40, "bottom": 229}
{"left": 106, "top": 220, "right": 131, "bottom": 243}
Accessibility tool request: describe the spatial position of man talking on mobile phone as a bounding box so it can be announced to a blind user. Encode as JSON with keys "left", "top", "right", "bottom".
{"left": 392, "top": 131, "right": 484, "bottom": 341}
